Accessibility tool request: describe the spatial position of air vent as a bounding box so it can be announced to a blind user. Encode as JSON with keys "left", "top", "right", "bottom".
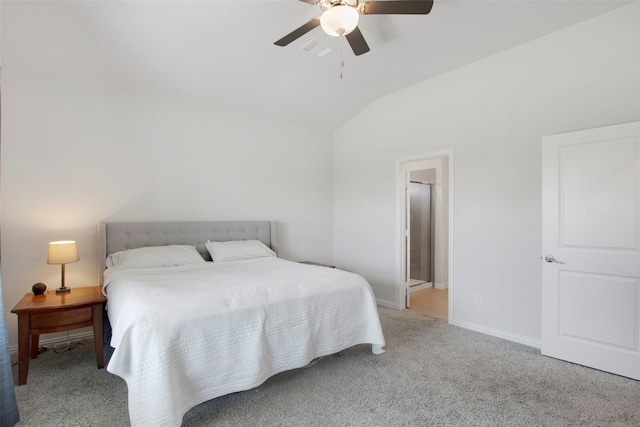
{"left": 300, "top": 40, "right": 319, "bottom": 52}
{"left": 299, "top": 39, "right": 333, "bottom": 57}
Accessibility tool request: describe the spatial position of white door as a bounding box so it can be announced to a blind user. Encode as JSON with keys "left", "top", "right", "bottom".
{"left": 541, "top": 121, "right": 640, "bottom": 380}
{"left": 405, "top": 170, "right": 412, "bottom": 308}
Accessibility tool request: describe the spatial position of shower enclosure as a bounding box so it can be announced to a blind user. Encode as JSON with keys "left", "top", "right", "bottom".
{"left": 409, "top": 181, "right": 432, "bottom": 287}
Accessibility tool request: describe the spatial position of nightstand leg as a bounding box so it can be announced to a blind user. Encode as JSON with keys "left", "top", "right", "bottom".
{"left": 16, "top": 314, "right": 30, "bottom": 385}
{"left": 92, "top": 304, "right": 104, "bottom": 368}
{"left": 30, "top": 334, "right": 40, "bottom": 359}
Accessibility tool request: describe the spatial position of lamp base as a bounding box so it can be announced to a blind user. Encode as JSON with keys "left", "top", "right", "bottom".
{"left": 55, "top": 287, "right": 71, "bottom": 294}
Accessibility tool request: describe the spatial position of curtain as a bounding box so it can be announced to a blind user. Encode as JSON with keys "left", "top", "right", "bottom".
{"left": 0, "top": 273, "right": 20, "bottom": 426}
{"left": 0, "top": 65, "right": 21, "bottom": 427}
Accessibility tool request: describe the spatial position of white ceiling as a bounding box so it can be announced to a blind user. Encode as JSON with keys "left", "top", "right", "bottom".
{"left": 8, "top": 0, "right": 631, "bottom": 131}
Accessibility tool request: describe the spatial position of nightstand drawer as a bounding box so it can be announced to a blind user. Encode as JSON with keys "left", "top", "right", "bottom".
{"left": 31, "top": 306, "right": 93, "bottom": 329}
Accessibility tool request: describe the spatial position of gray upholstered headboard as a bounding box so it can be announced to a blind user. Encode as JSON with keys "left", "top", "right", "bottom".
{"left": 98, "top": 221, "right": 277, "bottom": 285}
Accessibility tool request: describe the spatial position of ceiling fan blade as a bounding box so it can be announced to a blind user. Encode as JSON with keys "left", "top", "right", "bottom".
{"left": 274, "top": 18, "right": 321, "bottom": 47}
{"left": 297, "top": 0, "right": 318, "bottom": 4}
{"left": 359, "top": 0, "right": 433, "bottom": 15}
{"left": 345, "top": 27, "right": 370, "bottom": 56}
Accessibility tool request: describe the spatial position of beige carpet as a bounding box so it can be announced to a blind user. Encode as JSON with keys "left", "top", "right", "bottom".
{"left": 13, "top": 307, "right": 640, "bottom": 426}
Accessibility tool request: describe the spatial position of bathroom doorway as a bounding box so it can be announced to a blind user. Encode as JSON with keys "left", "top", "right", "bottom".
{"left": 399, "top": 153, "right": 451, "bottom": 322}
{"left": 408, "top": 179, "right": 433, "bottom": 290}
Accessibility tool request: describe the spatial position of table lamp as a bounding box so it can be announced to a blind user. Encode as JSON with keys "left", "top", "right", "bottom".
{"left": 47, "top": 240, "right": 79, "bottom": 294}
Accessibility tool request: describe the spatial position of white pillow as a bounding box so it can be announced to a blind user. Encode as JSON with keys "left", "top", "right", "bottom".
{"left": 106, "top": 245, "right": 205, "bottom": 269}
{"left": 205, "top": 240, "right": 276, "bottom": 262}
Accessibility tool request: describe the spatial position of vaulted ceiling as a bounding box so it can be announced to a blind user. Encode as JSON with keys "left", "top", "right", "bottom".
{"left": 4, "top": 0, "right": 631, "bottom": 131}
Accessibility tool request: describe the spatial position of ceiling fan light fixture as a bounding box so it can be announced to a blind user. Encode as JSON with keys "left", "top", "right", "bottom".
{"left": 320, "top": 5, "right": 359, "bottom": 37}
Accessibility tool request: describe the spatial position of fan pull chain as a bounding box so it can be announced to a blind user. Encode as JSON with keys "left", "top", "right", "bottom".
{"left": 339, "top": 39, "right": 346, "bottom": 80}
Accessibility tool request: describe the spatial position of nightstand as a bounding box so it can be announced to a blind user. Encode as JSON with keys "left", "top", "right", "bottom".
{"left": 11, "top": 285, "right": 107, "bottom": 385}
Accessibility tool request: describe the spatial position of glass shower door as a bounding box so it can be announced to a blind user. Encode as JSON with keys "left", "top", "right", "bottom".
{"left": 409, "top": 182, "right": 432, "bottom": 286}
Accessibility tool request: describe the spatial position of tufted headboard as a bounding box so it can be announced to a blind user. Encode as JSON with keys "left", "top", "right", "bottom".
{"left": 98, "top": 221, "right": 277, "bottom": 285}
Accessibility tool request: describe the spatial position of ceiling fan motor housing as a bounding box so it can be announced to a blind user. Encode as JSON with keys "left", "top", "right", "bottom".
{"left": 319, "top": 0, "right": 359, "bottom": 12}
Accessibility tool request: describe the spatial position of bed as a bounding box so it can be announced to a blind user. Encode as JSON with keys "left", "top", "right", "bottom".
{"left": 98, "top": 221, "right": 385, "bottom": 427}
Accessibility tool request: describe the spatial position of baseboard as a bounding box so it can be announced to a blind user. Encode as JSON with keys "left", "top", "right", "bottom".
{"left": 409, "top": 282, "right": 433, "bottom": 292}
{"left": 376, "top": 298, "right": 402, "bottom": 309}
{"left": 10, "top": 311, "right": 540, "bottom": 356}
{"left": 8, "top": 330, "right": 95, "bottom": 355}
{"left": 434, "top": 282, "right": 448, "bottom": 290}
{"left": 452, "top": 319, "right": 541, "bottom": 349}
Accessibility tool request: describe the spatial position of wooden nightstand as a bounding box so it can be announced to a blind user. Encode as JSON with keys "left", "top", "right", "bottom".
{"left": 11, "top": 286, "right": 107, "bottom": 385}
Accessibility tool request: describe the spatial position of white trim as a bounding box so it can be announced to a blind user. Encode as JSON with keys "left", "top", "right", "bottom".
{"left": 9, "top": 330, "right": 95, "bottom": 354}
{"left": 395, "top": 160, "right": 405, "bottom": 309}
{"left": 433, "top": 282, "right": 448, "bottom": 290}
{"left": 376, "top": 298, "right": 402, "bottom": 309}
{"left": 396, "top": 158, "right": 410, "bottom": 309}
{"left": 452, "top": 319, "right": 541, "bottom": 349}
{"left": 395, "top": 149, "right": 455, "bottom": 323}
{"left": 409, "top": 282, "right": 433, "bottom": 292}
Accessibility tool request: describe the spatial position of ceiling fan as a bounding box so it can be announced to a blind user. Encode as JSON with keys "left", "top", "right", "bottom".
{"left": 274, "top": 0, "right": 434, "bottom": 56}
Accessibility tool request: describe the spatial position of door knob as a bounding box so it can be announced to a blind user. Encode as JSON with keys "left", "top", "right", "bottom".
{"left": 544, "top": 255, "right": 565, "bottom": 264}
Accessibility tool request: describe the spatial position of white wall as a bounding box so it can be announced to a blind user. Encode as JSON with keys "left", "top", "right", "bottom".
{"left": 1, "top": 30, "right": 334, "bottom": 347}
{"left": 3, "top": 1, "right": 639, "bottom": 351}
{"left": 334, "top": 3, "right": 640, "bottom": 344}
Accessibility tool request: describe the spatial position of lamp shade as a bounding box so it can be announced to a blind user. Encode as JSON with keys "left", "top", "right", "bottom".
{"left": 47, "top": 241, "right": 79, "bottom": 265}
{"left": 320, "top": 5, "right": 359, "bottom": 37}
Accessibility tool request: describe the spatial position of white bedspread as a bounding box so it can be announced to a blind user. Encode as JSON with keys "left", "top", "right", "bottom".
{"left": 103, "top": 257, "right": 385, "bottom": 427}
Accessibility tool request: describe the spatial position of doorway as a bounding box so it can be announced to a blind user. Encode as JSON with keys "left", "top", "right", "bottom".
{"left": 397, "top": 152, "right": 452, "bottom": 322}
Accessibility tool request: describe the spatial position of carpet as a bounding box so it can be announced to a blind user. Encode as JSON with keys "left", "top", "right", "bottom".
{"left": 13, "top": 307, "right": 640, "bottom": 426}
